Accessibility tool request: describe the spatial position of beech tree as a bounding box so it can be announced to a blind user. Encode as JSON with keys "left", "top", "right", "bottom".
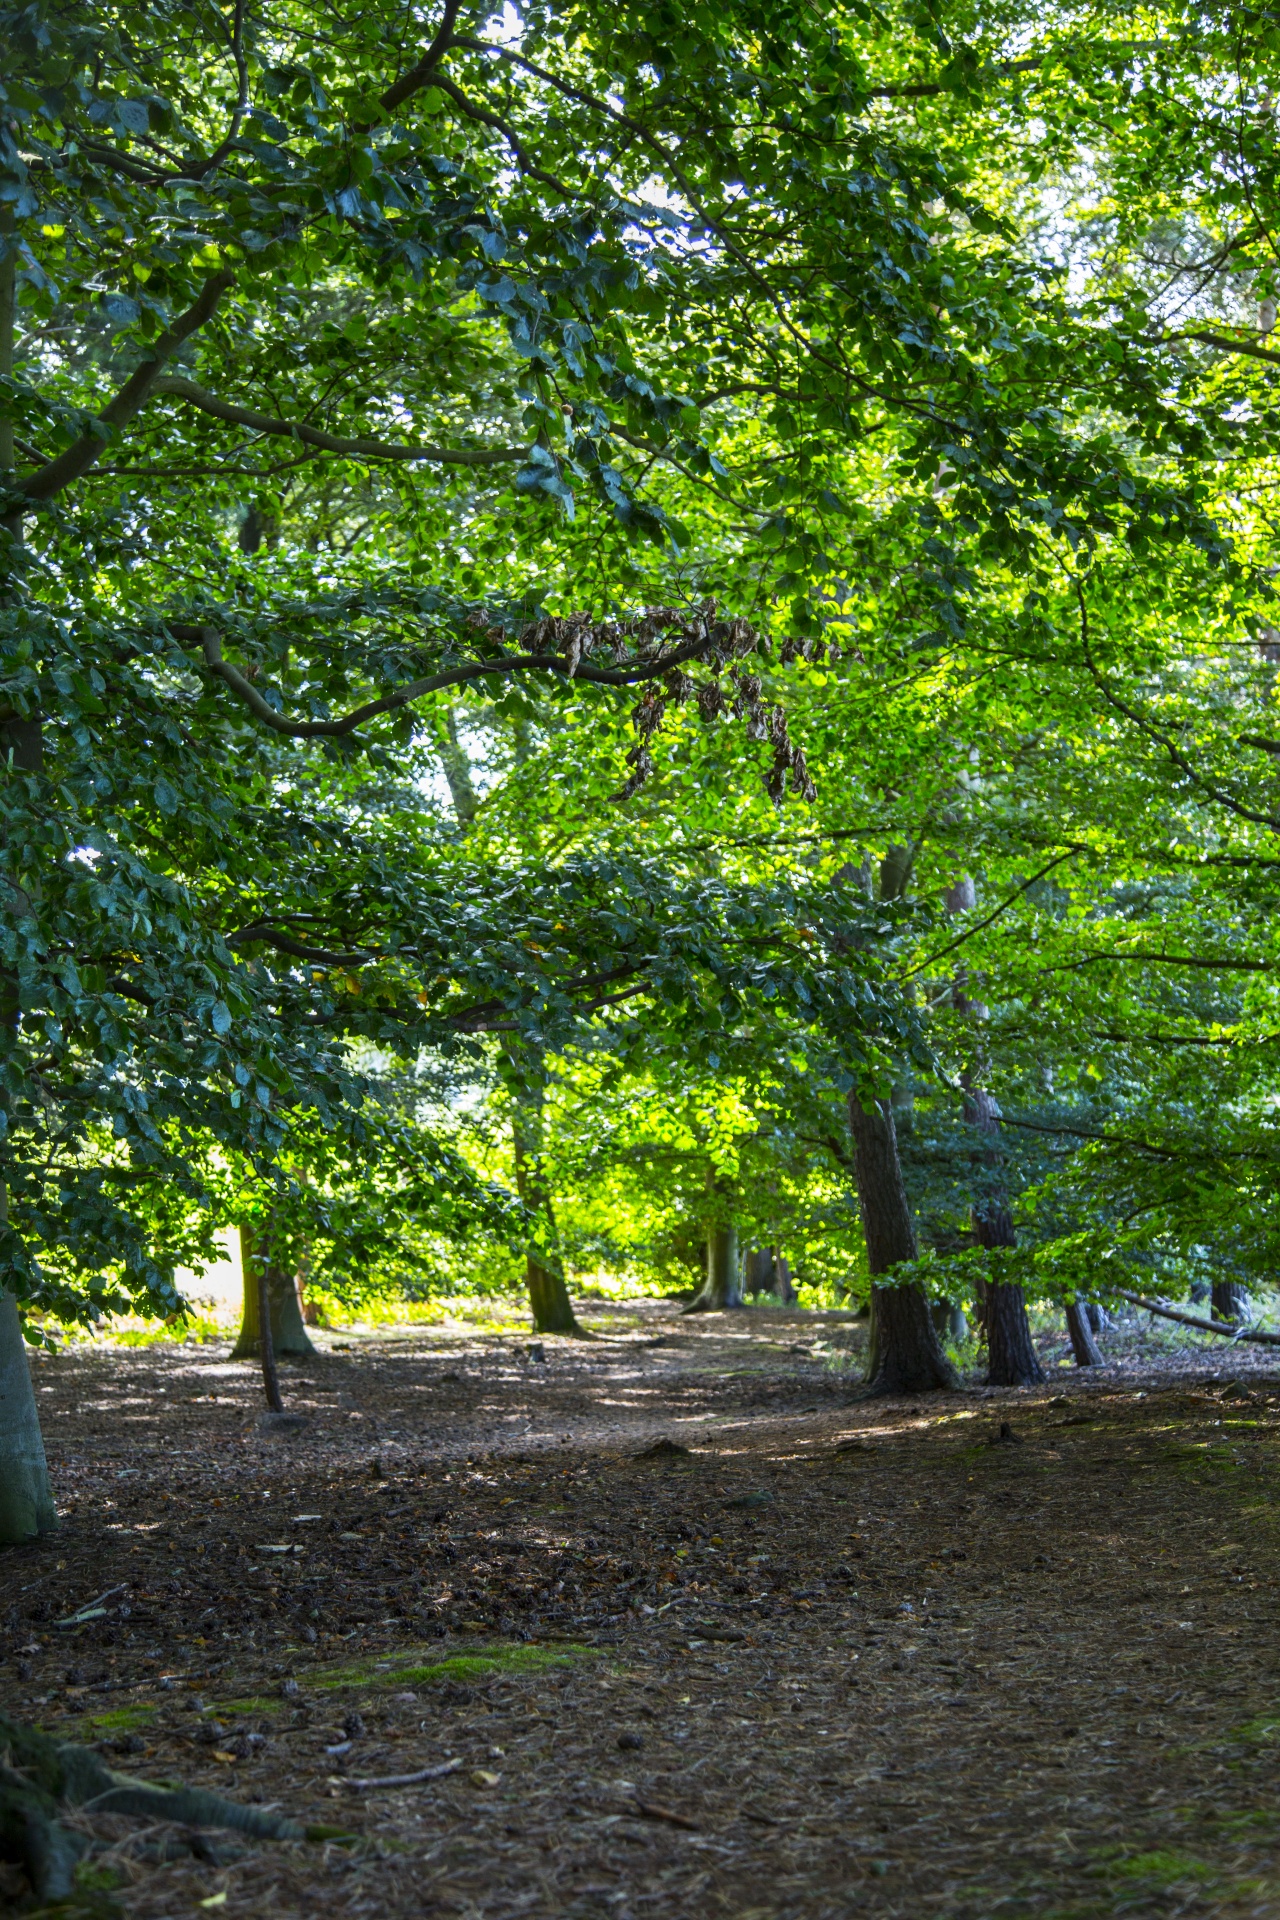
{"left": 8, "top": 0, "right": 1280, "bottom": 1539}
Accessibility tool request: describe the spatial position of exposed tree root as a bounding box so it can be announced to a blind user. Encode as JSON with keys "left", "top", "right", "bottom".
{"left": 0, "top": 1713, "right": 343, "bottom": 1910}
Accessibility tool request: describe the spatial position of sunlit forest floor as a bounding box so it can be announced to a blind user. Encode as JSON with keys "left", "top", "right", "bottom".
{"left": 5, "top": 1301, "right": 1280, "bottom": 1917}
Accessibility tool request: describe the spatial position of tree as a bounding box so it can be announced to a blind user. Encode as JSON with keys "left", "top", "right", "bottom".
{"left": 7, "top": 0, "right": 1277, "bottom": 1539}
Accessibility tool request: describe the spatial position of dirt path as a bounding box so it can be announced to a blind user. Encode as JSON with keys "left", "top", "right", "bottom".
{"left": 5, "top": 1303, "right": 1280, "bottom": 1917}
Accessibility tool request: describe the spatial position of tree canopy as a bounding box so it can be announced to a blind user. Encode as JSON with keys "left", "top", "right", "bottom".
{"left": 4, "top": 0, "right": 1280, "bottom": 1479}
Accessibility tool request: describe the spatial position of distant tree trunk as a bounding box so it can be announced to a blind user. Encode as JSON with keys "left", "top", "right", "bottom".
{"left": 770, "top": 1249, "right": 797, "bottom": 1303}
{"left": 0, "top": 1291, "right": 56, "bottom": 1543}
{"left": 232, "top": 1227, "right": 316, "bottom": 1359}
{"left": 964, "top": 1084, "right": 1044, "bottom": 1388}
{"left": 257, "top": 1253, "right": 286, "bottom": 1415}
{"left": 1085, "top": 1302, "right": 1110, "bottom": 1334}
{"left": 847, "top": 1093, "right": 956, "bottom": 1392}
{"left": 744, "top": 1246, "right": 796, "bottom": 1302}
{"left": 1211, "top": 1280, "right": 1250, "bottom": 1325}
{"left": 439, "top": 706, "right": 480, "bottom": 827}
{"left": 1065, "top": 1299, "right": 1104, "bottom": 1367}
{"left": 510, "top": 1061, "right": 583, "bottom": 1336}
{"left": 687, "top": 1223, "right": 743, "bottom": 1311}
{"left": 931, "top": 1300, "right": 968, "bottom": 1343}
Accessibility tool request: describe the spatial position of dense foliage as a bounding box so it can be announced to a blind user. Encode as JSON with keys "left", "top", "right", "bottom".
{"left": 4, "top": 0, "right": 1280, "bottom": 1368}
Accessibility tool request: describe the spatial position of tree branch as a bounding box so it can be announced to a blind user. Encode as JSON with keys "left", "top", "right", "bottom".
{"left": 380, "top": 0, "right": 466, "bottom": 114}
{"left": 902, "top": 848, "right": 1081, "bottom": 978}
{"left": 171, "top": 623, "right": 731, "bottom": 738}
{"left": 1075, "top": 580, "right": 1280, "bottom": 833}
{"left": 1179, "top": 328, "right": 1280, "bottom": 367}
{"left": 19, "top": 273, "right": 235, "bottom": 501}
{"left": 151, "top": 376, "right": 525, "bottom": 466}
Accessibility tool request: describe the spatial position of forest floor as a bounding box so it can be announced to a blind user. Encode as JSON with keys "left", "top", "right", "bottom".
{"left": 5, "top": 1299, "right": 1280, "bottom": 1919}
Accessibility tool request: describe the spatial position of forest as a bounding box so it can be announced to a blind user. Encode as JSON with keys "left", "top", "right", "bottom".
{"left": 3, "top": 0, "right": 1280, "bottom": 1913}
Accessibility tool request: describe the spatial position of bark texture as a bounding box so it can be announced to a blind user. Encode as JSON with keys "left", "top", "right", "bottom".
{"left": 847, "top": 1093, "right": 956, "bottom": 1392}
{"left": 232, "top": 1228, "right": 316, "bottom": 1359}
{"left": 0, "top": 1292, "right": 56, "bottom": 1543}
{"left": 1065, "top": 1298, "right": 1104, "bottom": 1367}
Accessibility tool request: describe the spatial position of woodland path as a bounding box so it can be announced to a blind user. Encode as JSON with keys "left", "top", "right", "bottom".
{"left": 4, "top": 1302, "right": 1280, "bottom": 1918}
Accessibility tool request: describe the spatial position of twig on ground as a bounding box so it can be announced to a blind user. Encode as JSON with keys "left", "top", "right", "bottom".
{"left": 340, "top": 1757, "right": 463, "bottom": 1790}
{"left": 633, "top": 1798, "right": 702, "bottom": 1831}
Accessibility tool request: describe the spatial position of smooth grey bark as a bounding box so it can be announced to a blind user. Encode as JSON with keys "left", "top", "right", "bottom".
{"left": 931, "top": 1300, "right": 968, "bottom": 1343}
{"left": 0, "top": 1292, "right": 56, "bottom": 1542}
{"left": 0, "top": 299, "right": 52, "bottom": 1539}
{"left": 1065, "top": 1298, "right": 1104, "bottom": 1366}
{"left": 687, "top": 1221, "right": 744, "bottom": 1311}
{"left": 439, "top": 706, "right": 480, "bottom": 826}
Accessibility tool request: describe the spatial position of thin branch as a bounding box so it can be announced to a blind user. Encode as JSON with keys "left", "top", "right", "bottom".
{"left": 1043, "top": 950, "right": 1272, "bottom": 973}
{"left": 193, "top": 0, "right": 249, "bottom": 178}
{"left": 902, "top": 848, "right": 1081, "bottom": 978}
{"left": 1075, "top": 580, "right": 1280, "bottom": 834}
{"left": 19, "top": 273, "right": 235, "bottom": 502}
{"left": 151, "top": 376, "right": 525, "bottom": 466}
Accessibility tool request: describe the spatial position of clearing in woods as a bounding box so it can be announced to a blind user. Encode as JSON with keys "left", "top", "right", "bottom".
{"left": 4, "top": 1302, "right": 1280, "bottom": 1918}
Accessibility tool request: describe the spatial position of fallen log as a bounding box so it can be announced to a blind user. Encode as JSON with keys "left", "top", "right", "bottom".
{"left": 1117, "top": 1290, "right": 1280, "bottom": 1346}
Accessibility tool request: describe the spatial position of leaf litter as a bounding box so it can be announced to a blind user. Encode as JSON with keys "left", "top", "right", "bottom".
{"left": 4, "top": 1301, "right": 1280, "bottom": 1916}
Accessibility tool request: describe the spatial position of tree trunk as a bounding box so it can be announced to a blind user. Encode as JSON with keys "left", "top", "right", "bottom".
{"left": 0, "top": 1291, "right": 56, "bottom": 1543}
{"left": 846, "top": 1093, "right": 956, "bottom": 1392}
{"left": 1065, "top": 1298, "right": 1104, "bottom": 1367}
{"left": 744, "top": 1246, "right": 796, "bottom": 1302}
{"left": 687, "top": 1222, "right": 743, "bottom": 1311}
{"left": 964, "top": 1085, "right": 1044, "bottom": 1387}
{"left": 257, "top": 1252, "right": 285, "bottom": 1415}
{"left": 510, "top": 1063, "right": 583, "bottom": 1336}
{"left": 931, "top": 1300, "right": 968, "bottom": 1343}
{"left": 0, "top": 352, "right": 52, "bottom": 1540}
{"left": 1085, "top": 1301, "right": 1110, "bottom": 1334}
{"left": 1211, "top": 1279, "right": 1250, "bottom": 1325}
{"left": 231, "top": 1228, "right": 316, "bottom": 1359}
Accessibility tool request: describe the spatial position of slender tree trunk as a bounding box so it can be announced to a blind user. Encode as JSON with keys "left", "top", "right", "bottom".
{"left": 963, "top": 1083, "right": 1044, "bottom": 1387}
{"left": 232, "top": 1227, "right": 316, "bottom": 1359}
{"left": 0, "top": 1291, "right": 56, "bottom": 1541}
{"left": 931, "top": 1300, "right": 968, "bottom": 1343}
{"left": 1065, "top": 1299, "right": 1104, "bottom": 1367}
{"left": 1085, "top": 1302, "right": 1109, "bottom": 1335}
{"left": 847, "top": 1094, "right": 956, "bottom": 1392}
{"left": 510, "top": 1063, "right": 583, "bottom": 1335}
{"left": 258, "top": 1253, "right": 285, "bottom": 1415}
{"left": 1211, "top": 1279, "right": 1250, "bottom": 1325}
{"left": 0, "top": 230, "right": 54, "bottom": 1542}
{"left": 687, "top": 1222, "right": 743, "bottom": 1311}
